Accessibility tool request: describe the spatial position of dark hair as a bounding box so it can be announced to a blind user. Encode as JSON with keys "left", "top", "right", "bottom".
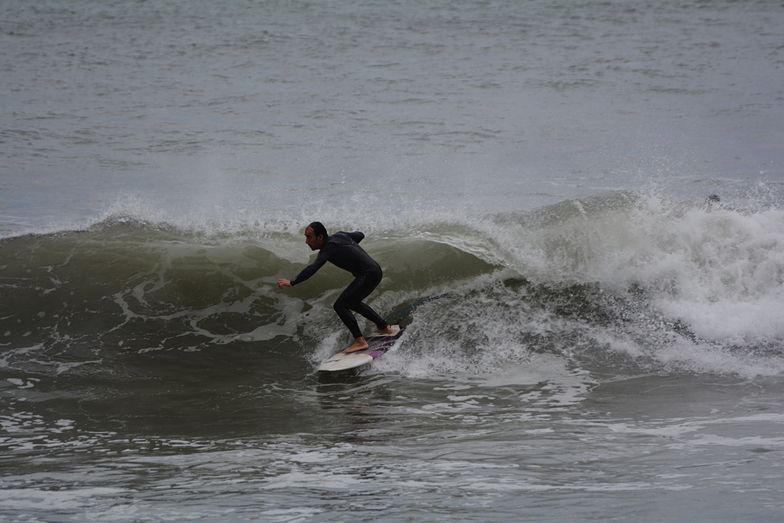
{"left": 307, "top": 221, "right": 328, "bottom": 239}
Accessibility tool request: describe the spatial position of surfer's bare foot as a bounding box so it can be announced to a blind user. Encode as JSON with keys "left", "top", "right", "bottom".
{"left": 342, "top": 337, "right": 369, "bottom": 353}
{"left": 374, "top": 325, "right": 395, "bottom": 336}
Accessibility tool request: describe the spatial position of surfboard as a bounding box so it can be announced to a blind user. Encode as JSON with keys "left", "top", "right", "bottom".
{"left": 316, "top": 326, "right": 404, "bottom": 372}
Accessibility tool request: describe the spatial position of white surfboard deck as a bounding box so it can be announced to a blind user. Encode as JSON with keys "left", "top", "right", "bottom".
{"left": 317, "top": 326, "right": 404, "bottom": 372}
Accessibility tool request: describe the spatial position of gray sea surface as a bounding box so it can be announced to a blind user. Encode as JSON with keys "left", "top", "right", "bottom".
{"left": 1, "top": 1, "right": 783, "bottom": 522}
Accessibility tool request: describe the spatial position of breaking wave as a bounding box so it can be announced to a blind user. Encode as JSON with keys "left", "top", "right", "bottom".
{"left": 1, "top": 191, "right": 782, "bottom": 382}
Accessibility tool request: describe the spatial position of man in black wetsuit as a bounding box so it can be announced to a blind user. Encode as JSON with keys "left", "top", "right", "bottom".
{"left": 276, "top": 222, "right": 395, "bottom": 353}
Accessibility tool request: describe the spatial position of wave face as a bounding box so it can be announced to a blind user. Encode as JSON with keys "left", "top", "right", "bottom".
{"left": 1, "top": 192, "right": 783, "bottom": 383}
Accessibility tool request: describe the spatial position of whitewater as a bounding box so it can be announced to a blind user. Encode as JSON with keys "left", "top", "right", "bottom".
{"left": 2, "top": 1, "right": 783, "bottom": 522}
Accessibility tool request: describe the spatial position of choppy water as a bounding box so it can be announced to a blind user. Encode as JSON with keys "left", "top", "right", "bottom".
{"left": 2, "top": 1, "right": 784, "bottom": 522}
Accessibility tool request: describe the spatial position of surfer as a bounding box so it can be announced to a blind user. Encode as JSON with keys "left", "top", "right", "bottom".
{"left": 276, "top": 222, "right": 396, "bottom": 353}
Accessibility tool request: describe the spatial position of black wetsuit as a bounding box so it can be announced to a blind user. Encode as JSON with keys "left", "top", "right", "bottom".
{"left": 290, "top": 231, "right": 387, "bottom": 339}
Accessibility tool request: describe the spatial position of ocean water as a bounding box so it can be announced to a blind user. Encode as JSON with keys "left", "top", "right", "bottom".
{"left": 2, "top": 1, "right": 784, "bottom": 522}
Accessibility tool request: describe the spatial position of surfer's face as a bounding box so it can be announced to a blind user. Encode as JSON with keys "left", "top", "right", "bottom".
{"left": 305, "top": 227, "right": 325, "bottom": 250}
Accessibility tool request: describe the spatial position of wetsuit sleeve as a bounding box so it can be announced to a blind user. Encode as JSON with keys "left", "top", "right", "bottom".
{"left": 346, "top": 231, "right": 365, "bottom": 244}
{"left": 290, "top": 250, "right": 329, "bottom": 286}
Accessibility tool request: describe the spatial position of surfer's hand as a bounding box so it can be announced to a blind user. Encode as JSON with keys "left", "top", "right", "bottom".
{"left": 276, "top": 279, "right": 292, "bottom": 289}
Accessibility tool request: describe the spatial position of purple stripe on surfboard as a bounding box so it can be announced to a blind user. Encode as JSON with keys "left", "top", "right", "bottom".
{"left": 356, "top": 330, "right": 404, "bottom": 359}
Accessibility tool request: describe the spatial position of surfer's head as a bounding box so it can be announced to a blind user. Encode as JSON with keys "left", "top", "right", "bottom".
{"left": 305, "top": 222, "right": 328, "bottom": 250}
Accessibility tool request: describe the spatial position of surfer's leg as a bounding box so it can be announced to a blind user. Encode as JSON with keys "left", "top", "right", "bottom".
{"left": 333, "top": 300, "right": 368, "bottom": 353}
{"left": 334, "top": 268, "right": 386, "bottom": 339}
{"left": 346, "top": 268, "right": 388, "bottom": 329}
{"left": 333, "top": 299, "right": 363, "bottom": 340}
{"left": 350, "top": 302, "right": 388, "bottom": 331}
{"left": 334, "top": 275, "right": 372, "bottom": 339}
